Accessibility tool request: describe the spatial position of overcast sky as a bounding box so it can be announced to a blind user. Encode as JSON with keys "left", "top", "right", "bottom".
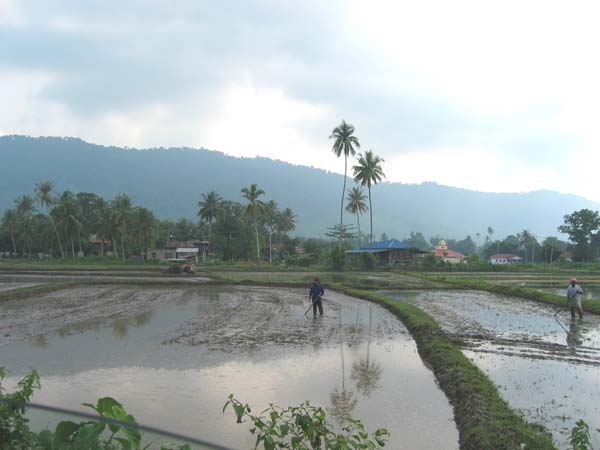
{"left": 2, "top": 0, "right": 599, "bottom": 201}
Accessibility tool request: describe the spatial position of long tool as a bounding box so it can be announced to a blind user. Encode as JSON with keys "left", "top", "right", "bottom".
{"left": 304, "top": 296, "right": 323, "bottom": 315}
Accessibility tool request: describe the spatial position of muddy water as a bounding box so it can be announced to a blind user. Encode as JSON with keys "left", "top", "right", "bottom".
{"left": 384, "top": 290, "right": 600, "bottom": 448}
{"left": 0, "top": 286, "right": 458, "bottom": 449}
{"left": 0, "top": 281, "right": 43, "bottom": 292}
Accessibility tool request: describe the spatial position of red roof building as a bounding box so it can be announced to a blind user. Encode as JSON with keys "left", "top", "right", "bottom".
{"left": 433, "top": 240, "right": 465, "bottom": 263}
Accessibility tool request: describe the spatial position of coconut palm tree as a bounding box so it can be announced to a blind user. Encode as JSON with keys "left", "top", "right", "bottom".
{"left": 277, "top": 208, "right": 296, "bottom": 238}
{"left": 53, "top": 191, "right": 81, "bottom": 257}
{"left": 352, "top": 151, "right": 385, "bottom": 249}
{"left": 345, "top": 186, "right": 368, "bottom": 243}
{"left": 35, "top": 181, "right": 64, "bottom": 258}
{"left": 1, "top": 209, "right": 18, "bottom": 255}
{"left": 197, "top": 191, "right": 222, "bottom": 255}
{"left": 263, "top": 200, "right": 280, "bottom": 264}
{"left": 15, "top": 195, "right": 36, "bottom": 259}
{"left": 330, "top": 120, "right": 360, "bottom": 248}
{"left": 112, "top": 194, "right": 133, "bottom": 262}
{"left": 131, "top": 207, "right": 156, "bottom": 264}
{"left": 241, "top": 184, "right": 265, "bottom": 264}
{"left": 94, "top": 198, "right": 114, "bottom": 256}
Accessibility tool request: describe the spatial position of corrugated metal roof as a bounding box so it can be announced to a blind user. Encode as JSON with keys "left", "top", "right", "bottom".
{"left": 359, "top": 239, "right": 413, "bottom": 250}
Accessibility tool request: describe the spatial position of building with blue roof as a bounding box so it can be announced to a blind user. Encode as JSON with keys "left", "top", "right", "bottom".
{"left": 346, "top": 239, "right": 427, "bottom": 265}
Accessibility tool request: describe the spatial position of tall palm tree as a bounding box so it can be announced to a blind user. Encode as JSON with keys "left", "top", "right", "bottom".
{"left": 330, "top": 120, "right": 360, "bottom": 248}
{"left": 35, "top": 181, "right": 64, "bottom": 258}
{"left": 131, "top": 207, "right": 156, "bottom": 264}
{"left": 1, "top": 209, "right": 18, "bottom": 255}
{"left": 352, "top": 150, "right": 385, "bottom": 249}
{"left": 197, "top": 191, "right": 222, "bottom": 255}
{"left": 241, "top": 184, "right": 266, "bottom": 264}
{"left": 345, "top": 186, "right": 368, "bottom": 243}
{"left": 53, "top": 191, "right": 81, "bottom": 257}
{"left": 15, "top": 195, "right": 36, "bottom": 259}
{"left": 277, "top": 208, "right": 296, "bottom": 238}
{"left": 112, "top": 194, "right": 133, "bottom": 262}
{"left": 263, "top": 200, "right": 280, "bottom": 264}
{"left": 94, "top": 198, "right": 114, "bottom": 256}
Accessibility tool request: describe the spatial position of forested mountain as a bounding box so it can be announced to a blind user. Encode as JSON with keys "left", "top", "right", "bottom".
{"left": 1, "top": 135, "right": 597, "bottom": 239}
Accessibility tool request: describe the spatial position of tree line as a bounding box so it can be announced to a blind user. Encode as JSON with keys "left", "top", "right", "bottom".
{"left": 0, "top": 181, "right": 297, "bottom": 263}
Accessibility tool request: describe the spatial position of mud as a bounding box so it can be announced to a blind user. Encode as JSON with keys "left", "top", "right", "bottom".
{"left": 0, "top": 285, "right": 458, "bottom": 449}
{"left": 0, "top": 273, "right": 211, "bottom": 285}
{"left": 0, "top": 281, "right": 44, "bottom": 292}
{"left": 384, "top": 290, "right": 600, "bottom": 448}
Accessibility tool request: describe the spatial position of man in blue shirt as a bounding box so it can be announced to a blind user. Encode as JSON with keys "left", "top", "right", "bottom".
{"left": 309, "top": 278, "right": 325, "bottom": 317}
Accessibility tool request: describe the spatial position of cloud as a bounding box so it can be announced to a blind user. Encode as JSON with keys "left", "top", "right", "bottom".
{"left": 1, "top": 0, "right": 599, "bottom": 200}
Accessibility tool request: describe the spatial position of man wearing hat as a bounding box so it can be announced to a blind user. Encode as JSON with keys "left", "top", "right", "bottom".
{"left": 566, "top": 277, "right": 584, "bottom": 319}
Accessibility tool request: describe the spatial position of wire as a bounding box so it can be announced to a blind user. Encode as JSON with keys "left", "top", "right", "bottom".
{"left": 0, "top": 399, "right": 235, "bottom": 450}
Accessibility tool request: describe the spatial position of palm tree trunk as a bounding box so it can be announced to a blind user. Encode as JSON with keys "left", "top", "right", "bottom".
{"left": 121, "top": 234, "right": 126, "bottom": 262}
{"left": 77, "top": 229, "right": 83, "bottom": 257}
{"left": 100, "top": 240, "right": 104, "bottom": 256}
{"left": 71, "top": 238, "right": 75, "bottom": 257}
{"left": 356, "top": 212, "right": 361, "bottom": 244}
{"left": 269, "top": 231, "right": 273, "bottom": 264}
{"left": 49, "top": 215, "right": 65, "bottom": 258}
{"left": 10, "top": 231, "right": 16, "bottom": 255}
{"left": 208, "top": 222, "right": 212, "bottom": 256}
{"left": 112, "top": 235, "right": 119, "bottom": 258}
{"left": 368, "top": 184, "right": 373, "bottom": 249}
{"left": 339, "top": 155, "right": 347, "bottom": 249}
{"left": 254, "top": 218, "right": 261, "bottom": 265}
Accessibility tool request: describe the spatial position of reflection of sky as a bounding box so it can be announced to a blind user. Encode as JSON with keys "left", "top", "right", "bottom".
{"left": 466, "top": 351, "right": 600, "bottom": 449}
{"left": 0, "top": 291, "right": 458, "bottom": 450}
{"left": 383, "top": 290, "right": 600, "bottom": 449}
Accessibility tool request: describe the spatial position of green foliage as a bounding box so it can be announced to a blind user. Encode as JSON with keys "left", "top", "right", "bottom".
{"left": 224, "top": 394, "right": 389, "bottom": 449}
{"left": 359, "top": 251, "right": 378, "bottom": 270}
{"left": 330, "top": 247, "right": 347, "bottom": 271}
{"left": 559, "top": 209, "right": 600, "bottom": 261}
{"left": 569, "top": 420, "right": 591, "bottom": 450}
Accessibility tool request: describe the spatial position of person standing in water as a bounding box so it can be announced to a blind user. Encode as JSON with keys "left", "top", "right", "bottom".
{"left": 566, "top": 277, "right": 584, "bottom": 319}
{"left": 309, "top": 278, "right": 325, "bottom": 317}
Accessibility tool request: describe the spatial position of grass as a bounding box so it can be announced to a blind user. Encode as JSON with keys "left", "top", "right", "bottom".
{"left": 427, "top": 275, "right": 600, "bottom": 315}
{"left": 0, "top": 282, "right": 81, "bottom": 302}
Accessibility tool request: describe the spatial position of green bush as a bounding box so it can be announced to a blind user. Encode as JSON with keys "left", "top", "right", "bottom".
{"left": 330, "top": 247, "right": 346, "bottom": 271}
{"left": 224, "top": 395, "right": 389, "bottom": 449}
{"left": 359, "top": 252, "right": 378, "bottom": 270}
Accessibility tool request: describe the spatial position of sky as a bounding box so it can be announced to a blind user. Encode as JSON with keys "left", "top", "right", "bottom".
{"left": 2, "top": 0, "right": 600, "bottom": 201}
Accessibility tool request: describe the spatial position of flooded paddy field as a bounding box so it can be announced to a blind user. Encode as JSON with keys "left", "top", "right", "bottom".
{"left": 0, "top": 280, "right": 44, "bottom": 292}
{"left": 0, "top": 272, "right": 212, "bottom": 286}
{"left": 0, "top": 285, "right": 458, "bottom": 449}
{"left": 383, "top": 290, "right": 600, "bottom": 448}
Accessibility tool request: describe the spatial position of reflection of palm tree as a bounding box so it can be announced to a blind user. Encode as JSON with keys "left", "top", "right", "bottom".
{"left": 132, "top": 311, "right": 153, "bottom": 327}
{"left": 352, "top": 307, "right": 382, "bottom": 397}
{"left": 32, "top": 334, "right": 48, "bottom": 348}
{"left": 329, "top": 308, "right": 357, "bottom": 424}
{"left": 112, "top": 318, "right": 129, "bottom": 340}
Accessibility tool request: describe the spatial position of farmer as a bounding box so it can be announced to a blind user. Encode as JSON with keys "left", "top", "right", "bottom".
{"left": 309, "top": 278, "right": 325, "bottom": 317}
{"left": 566, "top": 277, "right": 584, "bottom": 319}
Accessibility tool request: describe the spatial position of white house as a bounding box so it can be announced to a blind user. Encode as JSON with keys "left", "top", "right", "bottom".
{"left": 490, "top": 253, "right": 523, "bottom": 265}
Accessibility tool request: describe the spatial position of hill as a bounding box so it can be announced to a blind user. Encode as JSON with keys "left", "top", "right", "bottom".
{"left": 1, "top": 135, "right": 596, "bottom": 239}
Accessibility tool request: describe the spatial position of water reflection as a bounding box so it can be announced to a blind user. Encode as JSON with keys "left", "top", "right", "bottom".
{"left": 566, "top": 320, "right": 583, "bottom": 350}
{"left": 32, "top": 334, "right": 48, "bottom": 348}
{"left": 351, "top": 307, "right": 382, "bottom": 397}
{"left": 329, "top": 307, "right": 357, "bottom": 424}
{"left": 112, "top": 311, "right": 155, "bottom": 340}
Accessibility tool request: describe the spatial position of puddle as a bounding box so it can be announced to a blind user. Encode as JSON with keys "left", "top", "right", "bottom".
{"left": 0, "top": 286, "right": 458, "bottom": 449}
{"left": 383, "top": 290, "right": 600, "bottom": 448}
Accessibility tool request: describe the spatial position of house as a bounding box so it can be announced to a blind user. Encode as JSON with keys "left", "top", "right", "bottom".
{"left": 147, "top": 239, "right": 209, "bottom": 263}
{"left": 490, "top": 253, "right": 523, "bottom": 265}
{"left": 433, "top": 240, "right": 465, "bottom": 264}
{"left": 346, "top": 239, "right": 426, "bottom": 265}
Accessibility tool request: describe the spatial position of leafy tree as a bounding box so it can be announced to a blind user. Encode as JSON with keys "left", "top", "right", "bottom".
{"left": 541, "top": 236, "right": 567, "bottom": 266}
{"left": 35, "top": 181, "right": 64, "bottom": 258}
{"left": 454, "top": 235, "right": 476, "bottom": 255}
{"left": 404, "top": 231, "right": 430, "bottom": 251}
{"left": 330, "top": 120, "right": 360, "bottom": 247}
{"left": 558, "top": 209, "right": 600, "bottom": 261}
{"left": 352, "top": 150, "right": 385, "bottom": 249}
{"left": 345, "top": 186, "right": 368, "bottom": 243}
{"left": 277, "top": 208, "right": 296, "bottom": 238}
{"left": 197, "top": 191, "right": 222, "bottom": 255}
{"left": 241, "top": 184, "right": 266, "bottom": 264}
